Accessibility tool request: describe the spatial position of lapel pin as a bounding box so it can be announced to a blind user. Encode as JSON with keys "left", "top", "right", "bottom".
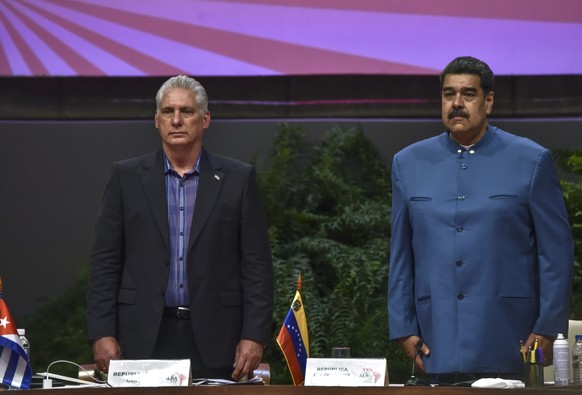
{"left": 214, "top": 174, "right": 220, "bottom": 180}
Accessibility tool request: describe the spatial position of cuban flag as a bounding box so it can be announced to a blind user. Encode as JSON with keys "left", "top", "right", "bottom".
{"left": 277, "top": 290, "right": 309, "bottom": 385}
{"left": 0, "top": 289, "right": 32, "bottom": 389}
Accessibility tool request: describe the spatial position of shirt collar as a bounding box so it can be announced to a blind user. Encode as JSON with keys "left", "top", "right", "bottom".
{"left": 163, "top": 151, "right": 201, "bottom": 176}
{"left": 445, "top": 124, "right": 497, "bottom": 154}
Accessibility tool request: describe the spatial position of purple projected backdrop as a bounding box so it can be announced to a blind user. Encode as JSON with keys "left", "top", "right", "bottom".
{"left": 0, "top": 0, "right": 581, "bottom": 76}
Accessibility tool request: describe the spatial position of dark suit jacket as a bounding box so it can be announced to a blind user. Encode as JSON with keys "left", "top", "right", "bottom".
{"left": 86, "top": 148, "right": 274, "bottom": 368}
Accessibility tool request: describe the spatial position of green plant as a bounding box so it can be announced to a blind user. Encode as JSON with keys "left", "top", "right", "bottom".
{"left": 554, "top": 149, "right": 582, "bottom": 320}
{"left": 22, "top": 265, "right": 93, "bottom": 379}
{"left": 258, "top": 123, "right": 409, "bottom": 383}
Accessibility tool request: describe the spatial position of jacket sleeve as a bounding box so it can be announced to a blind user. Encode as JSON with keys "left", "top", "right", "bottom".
{"left": 239, "top": 166, "right": 274, "bottom": 345}
{"left": 388, "top": 154, "right": 419, "bottom": 340}
{"left": 86, "top": 163, "right": 125, "bottom": 341}
{"left": 529, "top": 149, "right": 574, "bottom": 336}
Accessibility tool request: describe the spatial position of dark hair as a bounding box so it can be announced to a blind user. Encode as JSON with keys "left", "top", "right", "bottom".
{"left": 439, "top": 56, "right": 495, "bottom": 94}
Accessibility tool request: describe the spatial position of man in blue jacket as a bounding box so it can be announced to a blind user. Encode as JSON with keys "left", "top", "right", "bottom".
{"left": 388, "top": 56, "right": 573, "bottom": 383}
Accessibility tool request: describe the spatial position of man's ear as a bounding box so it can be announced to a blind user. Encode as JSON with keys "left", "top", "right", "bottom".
{"left": 485, "top": 91, "right": 494, "bottom": 116}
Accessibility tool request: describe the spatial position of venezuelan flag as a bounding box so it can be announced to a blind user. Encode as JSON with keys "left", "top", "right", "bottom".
{"left": 277, "top": 290, "right": 309, "bottom": 385}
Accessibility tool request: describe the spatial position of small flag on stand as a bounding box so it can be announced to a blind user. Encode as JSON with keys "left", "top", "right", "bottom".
{"left": 277, "top": 274, "right": 310, "bottom": 385}
{"left": 0, "top": 276, "right": 32, "bottom": 389}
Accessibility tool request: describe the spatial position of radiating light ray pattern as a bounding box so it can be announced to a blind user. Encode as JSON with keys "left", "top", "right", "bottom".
{"left": 1, "top": 0, "right": 581, "bottom": 76}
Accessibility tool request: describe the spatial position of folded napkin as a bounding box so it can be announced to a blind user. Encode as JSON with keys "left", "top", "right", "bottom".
{"left": 471, "top": 378, "right": 524, "bottom": 388}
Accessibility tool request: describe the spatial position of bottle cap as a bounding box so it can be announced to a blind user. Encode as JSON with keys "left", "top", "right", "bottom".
{"left": 17, "top": 328, "right": 25, "bottom": 336}
{"left": 576, "top": 334, "right": 582, "bottom": 341}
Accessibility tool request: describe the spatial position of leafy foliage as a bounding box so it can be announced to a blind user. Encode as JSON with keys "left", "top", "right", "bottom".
{"left": 21, "top": 265, "right": 93, "bottom": 379}
{"left": 258, "top": 123, "right": 409, "bottom": 383}
{"left": 553, "top": 149, "right": 582, "bottom": 319}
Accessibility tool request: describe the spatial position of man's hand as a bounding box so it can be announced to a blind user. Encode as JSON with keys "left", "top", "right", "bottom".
{"left": 231, "top": 339, "right": 264, "bottom": 381}
{"left": 523, "top": 333, "right": 555, "bottom": 367}
{"left": 397, "top": 335, "right": 431, "bottom": 375}
{"left": 92, "top": 336, "right": 121, "bottom": 373}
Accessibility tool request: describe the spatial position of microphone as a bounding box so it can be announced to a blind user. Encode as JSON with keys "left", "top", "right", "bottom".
{"left": 405, "top": 338, "right": 430, "bottom": 386}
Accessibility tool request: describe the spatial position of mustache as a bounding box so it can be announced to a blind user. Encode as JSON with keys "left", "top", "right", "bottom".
{"left": 448, "top": 108, "right": 469, "bottom": 119}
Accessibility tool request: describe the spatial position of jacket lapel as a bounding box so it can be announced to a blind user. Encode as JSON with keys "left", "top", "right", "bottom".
{"left": 140, "top": 150, "right": 170, "bottom": 249}
{"left": 188, "top": 148, "right": 224, "bottom": 251}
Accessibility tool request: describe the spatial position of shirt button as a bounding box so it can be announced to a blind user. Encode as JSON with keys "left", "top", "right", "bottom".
{"left": 179, "top": 257, "right": 183, "bottom": 261}
{"left": 461, "top": 163, "right": 468, "bottom": 169}
{"left": 456, "top": 226, "right": 463, "bottom": 232}
{"left": 469, "top": 150, "right": 475, "bottom": 154}
{"left": 456, "top": 260, "right": 463, "bottom": 267}
{"left": 457, "top": 293, "right": 464, "bottom": 300}
{"left": 457, "top": 195, "right": 465, "bottom": 200}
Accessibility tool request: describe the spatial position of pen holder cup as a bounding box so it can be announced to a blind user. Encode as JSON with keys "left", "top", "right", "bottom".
{"left": 524, "top": 362, "right": 544, "bottom": 387}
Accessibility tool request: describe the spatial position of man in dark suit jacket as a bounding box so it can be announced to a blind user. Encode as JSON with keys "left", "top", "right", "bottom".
{"left": 86, "top": 75, "right": 274, "bottom": 381}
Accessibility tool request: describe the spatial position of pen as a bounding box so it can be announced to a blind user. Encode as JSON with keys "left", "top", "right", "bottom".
{"left": 520, "top": 340, "right": 527, "bottom": 363}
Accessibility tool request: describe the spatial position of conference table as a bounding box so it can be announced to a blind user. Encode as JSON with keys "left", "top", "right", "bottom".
{"left": 32, "top": 385, "right": 582, "bottom": 395}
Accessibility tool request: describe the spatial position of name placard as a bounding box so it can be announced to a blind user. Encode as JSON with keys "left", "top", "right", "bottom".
{"left": 108, "top": 359, "right": 191, "bottom": 387}
{"left": 304, "top": 358, "right": 388, "bottom": 386}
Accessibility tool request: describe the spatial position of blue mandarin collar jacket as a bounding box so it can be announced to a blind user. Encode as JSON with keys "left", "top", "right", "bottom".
{"left": 388, "top": 125, "right": 574, "bottom": 374}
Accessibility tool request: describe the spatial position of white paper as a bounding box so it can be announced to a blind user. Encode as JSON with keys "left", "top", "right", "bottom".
{"left": 107, "top": 359, "right": 191, "bottom": 387}
{"left": 305, "top": 358, "right": 388, "bottom": 386}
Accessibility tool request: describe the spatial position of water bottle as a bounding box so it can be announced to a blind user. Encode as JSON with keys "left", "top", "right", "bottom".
{"left": 573, "top": 335, "right": 582, "bottom": 385}
{"left": 17, "top": 328, "right": 30, "bottom": 359}
{"left": 554, "top": 333, "right": 569, "bottom": 386}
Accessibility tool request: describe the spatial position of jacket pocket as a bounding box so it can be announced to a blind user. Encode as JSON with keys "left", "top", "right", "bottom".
{"left": 489, "top": 194, "right": 518, "bottom": 199}
{"left": 117, "top": 288, "right": 138, "bottom": 305}
{"left": 410, "top": 196, "right": 432, "bottom": 201}
{"left": 220, "top": 291, "right": 242, "bottom": 307}
{"left": 499, "top": 294, "right": 534, "bottom": 299}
